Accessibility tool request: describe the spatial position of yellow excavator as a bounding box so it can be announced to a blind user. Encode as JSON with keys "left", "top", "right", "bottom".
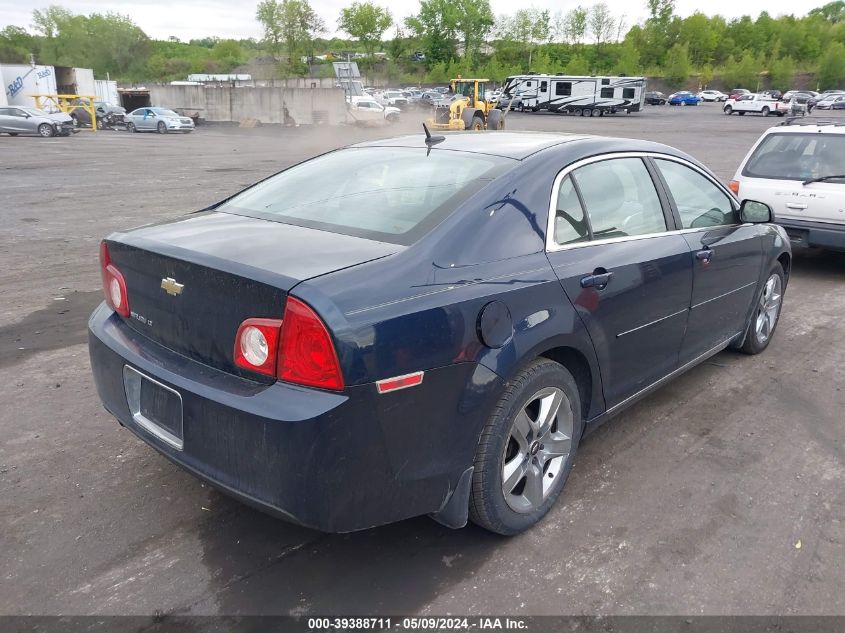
{"left": 425, "top": 78, "right": 505, "bottom": 131}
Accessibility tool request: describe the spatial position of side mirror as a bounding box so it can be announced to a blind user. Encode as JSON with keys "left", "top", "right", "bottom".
{"left": 739, "top": 199, "right": 773, "bottom": 224}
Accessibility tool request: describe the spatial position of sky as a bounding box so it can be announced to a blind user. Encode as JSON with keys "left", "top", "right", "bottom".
{"left": 0, "top": 0, "right": 822, "bottom": 42}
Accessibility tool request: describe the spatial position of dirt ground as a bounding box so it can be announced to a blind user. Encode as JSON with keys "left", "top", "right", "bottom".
{"left": 1, "top": 104, "right": 844, "bottom": 617}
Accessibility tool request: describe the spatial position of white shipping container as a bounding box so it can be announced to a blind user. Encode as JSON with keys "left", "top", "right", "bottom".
{"left": 1, "top": 64, "right": 58, "bottom": 108}
{"left": 95, "top": 79, "right": 119, "bottom": 104}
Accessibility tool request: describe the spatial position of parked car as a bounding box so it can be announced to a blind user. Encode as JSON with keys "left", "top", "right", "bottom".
{"left": 644, "top": 91, "right": 667, "bottom": 105}
{"left": 668, "top": 91, "right": 701, "bottom": 106}
{"left": 126, "top": 107, "right": 195, "bottom": 133}
{"left": 88, "top": 131, "right": 789, "bottom": 535}
{"left": 727, "top": 88, "right": 751, "bottom": 101}
{"left": 349, "top": 96, "right": 400, "bottom": 123}
{"left": 418, "top": 91, "right": 442, "bottom": 106}
{"left": 496, "top": 90, "right": 536, "bottom": 111}
{"left": 774, "top": 94, "right": 809, "bottom": 116}
{"left": 807, "top": 91, "right": 844, "bottom": 111}
{"left": 731, "top": 121, "right": 845, "bottom": 251}
{"left": 761, "top": 90, "right": 783, "bottom": 100}
{"left": 432, "top": 86, "right": 450, "bottom": 94}
{"left": 781, "top": 90, "right": 817, "bottom": 102}
{"left": 69, "top": 98, "right": 126, "bottom": 128}
{"left": 812, "top": 94, "right": 845, "bottom": 110}
{"left": 723, "top": 93, "right": 780, "bottom": 116}
{"left": 697, "top": 90, "right": 727, "bottom": 102}
{"left": 378, "top": 90, "right": 410, "bottom": 109}
{"left": 0, "top": 106, "right": 74, "bottom": 137}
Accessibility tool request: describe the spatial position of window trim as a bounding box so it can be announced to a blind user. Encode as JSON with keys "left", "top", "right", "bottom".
{"left": 545, "top": 152, "right": 741, "bottom": 253}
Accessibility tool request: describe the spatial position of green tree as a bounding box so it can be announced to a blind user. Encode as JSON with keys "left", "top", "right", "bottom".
{"left": 663, "top": 41, "right": 690, "bottom": 85}
{"left": 453, "top": 0, "right": 494, "bottom": 64}
{"left": 497, "top": 8, "right": 550, "bottom": 67}
{"left": 338, "top": 2, "right": 392, "bottom": 59}
{"left": 589, "top": 3, "right": 615, "bottom": 49}
{"left": 614, "top": 39, "right": 640, "bottom": 75}
{"left": 562, "top": 7, "right": 588, "bottom": 45}
{"left": 679, "top": 12, "right": 716, "bottom": 66}
{"left": 768, "top": 56, "right": 794, "bottom": 91}
{"left": 212, "top": 39, "right": 245, "bottom": 69}
{"left": 564, "top": 53, "right": 590, "bottom": 74}
{"left": 0, "top": 26, "right": 37, "bottom": 63}
{"left": 722, "top": 51, "right": 762, "bottom": 89}
{"left": 817, "top": 42, "right": 845, "bottom": 89}
{"left": 809, "top": 1, "right": 845, "bottom": 23}
{"left": 405, "top": 0, "right": 457, "bottom": 64}
{"left": 256, "top": 0, "right": 324, "bottom": 71}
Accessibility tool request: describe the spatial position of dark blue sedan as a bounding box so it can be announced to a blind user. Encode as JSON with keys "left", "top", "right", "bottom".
{"left": 89, "top": 132, "right": 790, "bottom": 534}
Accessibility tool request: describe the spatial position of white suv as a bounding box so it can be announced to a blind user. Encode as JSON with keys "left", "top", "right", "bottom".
{"left": 730, "top": 121, "right": 845, "bottom": 251}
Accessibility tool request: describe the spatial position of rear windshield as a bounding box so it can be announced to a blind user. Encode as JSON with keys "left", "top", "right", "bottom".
{"left": 742, "top": 133, "right": 845, "bottom": 182}
{"left": 218, "top": 147, "right": 514, "bottom": 245}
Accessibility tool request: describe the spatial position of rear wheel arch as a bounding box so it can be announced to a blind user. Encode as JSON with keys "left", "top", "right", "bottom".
{"left": 537, "top": 346, "right": 594, "bottom": 421}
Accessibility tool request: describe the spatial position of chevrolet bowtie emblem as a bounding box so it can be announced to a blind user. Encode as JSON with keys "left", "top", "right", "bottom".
{"left": 160, "top": 277, "right": 184, "bottom": 296}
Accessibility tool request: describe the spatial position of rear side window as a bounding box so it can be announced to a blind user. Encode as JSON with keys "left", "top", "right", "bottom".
{"left": 600, "top": 87, "right": 614, "bottom": 99}
{"left": 655, "top": 159, "right": 736, "bottom": 228}
{"left": 623, "top": 88, "right": 635, "bottom": 99}
{"left": 553, "top": 176, "right": 590, "bottom": 245}
{"left": 218, "top": 148, "right": 514, "bottom": 245}
{"left": 555, "top": 82, "right": 572, "bottom": 96}
{"left": 572, "top": 158, "right": 666, "bottom": 238}
{"left": 743, "top": 133, "right": 845, "bottom": 182}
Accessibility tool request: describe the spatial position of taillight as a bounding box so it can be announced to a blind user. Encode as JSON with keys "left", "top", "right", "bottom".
{"left": 233, "top": 297, "right": 344, "bottom": 390}
{"left": 99, "top": 241, "right": 130, "bottom": 317}
{"left": 728, "top": 180, "right": 740, "bottom": 195}
{"left": 278, "top": 297, "right": 344, "bottom": 390}
{"left": 233, "top": 318, "right": 283, "bottom": 377}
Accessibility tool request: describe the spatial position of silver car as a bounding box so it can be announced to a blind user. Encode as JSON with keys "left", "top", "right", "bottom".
{"left": 0, "top": 106, "right": 75, "bottom": 137}
{"left": 126, "top": 107, "right": 195, "bottom": 134}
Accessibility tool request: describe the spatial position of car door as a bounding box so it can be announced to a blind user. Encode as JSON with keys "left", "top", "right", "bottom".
{"left": 652, "top": 157, "right": 763, "bottom": 363}
{"left": 546, "top": 156, "right": 694, "bottom": 408}
{"left": 11, "top": 108, "right": 36, "bottom": 134}
{"left": 0, "top": 108, "right": 14, "bottom": 133}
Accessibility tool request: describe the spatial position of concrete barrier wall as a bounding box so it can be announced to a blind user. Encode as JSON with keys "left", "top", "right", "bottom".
{"left": 148, "top": 85, "right": 347, "bottom": 125}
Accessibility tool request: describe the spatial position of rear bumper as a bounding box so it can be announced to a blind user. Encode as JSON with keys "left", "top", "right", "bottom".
{"left": 88, "top": 303, "right": 502, "bottom": 532}
{"left": 776, "top": 218, "right": 845, "bottom": 251}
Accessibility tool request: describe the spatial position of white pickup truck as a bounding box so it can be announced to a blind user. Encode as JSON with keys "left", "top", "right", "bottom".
{"left": 723, "top": 93, "right": 782, "bottom": 117}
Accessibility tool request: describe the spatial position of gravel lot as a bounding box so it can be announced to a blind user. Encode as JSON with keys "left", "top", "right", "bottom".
{"left": 1, "top": 103, "right": 844, "bottom": 617}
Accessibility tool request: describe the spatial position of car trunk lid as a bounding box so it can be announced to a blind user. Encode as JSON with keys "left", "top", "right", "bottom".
{"left": 106, "top": 212, "right": 401, "bottom": 380}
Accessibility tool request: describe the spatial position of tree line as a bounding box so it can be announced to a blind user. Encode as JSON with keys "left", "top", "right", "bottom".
{"left": 2, "top": 1, "right": 845, "bottom": 89}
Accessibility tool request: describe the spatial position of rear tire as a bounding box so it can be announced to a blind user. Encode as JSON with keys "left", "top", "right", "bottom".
{"left": 469, "top": 358, "right": 583, "bottom": 535}
{"left": 157, "top": 121, "right": 167, "bottom": 134}
{"left": 762, "top": 106, "right": 770, "bottom": 117}
{"left": 471, "top": 115, "right": 484, "bottom": 131}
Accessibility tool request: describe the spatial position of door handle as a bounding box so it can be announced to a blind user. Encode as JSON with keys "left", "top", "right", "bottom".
{"left": 785, "top": 203, "right": 807, "bottom": 210}
{"left": 580, "top": 271, "right": 613, "bottom": 289}
{"left": 695, "top": 248, "right": 713, "bottom": 263}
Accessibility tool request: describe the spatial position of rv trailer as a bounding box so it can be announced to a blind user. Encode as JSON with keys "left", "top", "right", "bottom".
{"left": 501, "top": 75, "right": 646, "bottom": 116}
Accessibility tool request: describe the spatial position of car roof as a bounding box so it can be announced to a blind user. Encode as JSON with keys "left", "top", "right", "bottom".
{"left": 351, "top": 132, "right": 691, "bottom": 161}
{"left": 352, "top": 132, "right": 591, "bottom": 159}
{"left": 763, "top": 122, "right": 845, "bottom": 135}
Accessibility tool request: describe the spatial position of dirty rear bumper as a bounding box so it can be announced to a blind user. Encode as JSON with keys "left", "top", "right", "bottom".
{"left": 88, "top": 303, "right": 502, "bottom": 532}
{"left": 777, "top": 218, "right": 845, "bottom": 252}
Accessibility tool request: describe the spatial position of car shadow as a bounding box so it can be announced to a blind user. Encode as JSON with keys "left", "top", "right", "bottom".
{"left": 791, "top": 247, "right": 845, "bottom": 278}
{"left": 189, "top": 489, "right": 502, "bottom": 615}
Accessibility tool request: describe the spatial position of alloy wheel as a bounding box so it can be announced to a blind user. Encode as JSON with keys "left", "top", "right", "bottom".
{"left": 754, "top": 274, "right": 782, "bottom": 344}
{"left": 501, "top": 387, "right": 573, "bottom": 513}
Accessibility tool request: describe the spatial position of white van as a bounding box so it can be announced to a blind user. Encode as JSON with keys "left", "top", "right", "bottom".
{"left": 730, "top": 121, "right": 845, "bottom": 251}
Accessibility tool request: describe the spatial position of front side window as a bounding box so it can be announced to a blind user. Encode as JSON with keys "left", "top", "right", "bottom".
{"left": 742, "top": 133, "right": 845, "bottom": 182}
{"left": 655, "top": 159, "right": 736, "bottom": 228}
{"left": 572, "top": 158, "right": 666, "bottom": 238}
{"left": 218, "top": 148, "right": 514, "bottom": 245}
{"left": 600, "top": 87, "right": 614, "bottom": 99}
{"left": 555, "top": 82, "right": 572, "bottom": 96}
{"left": 623, "top": 88, "right": 635, "bottom": 99}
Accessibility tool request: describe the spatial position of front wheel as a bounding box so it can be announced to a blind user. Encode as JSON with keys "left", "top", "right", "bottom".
{"left": 127, "top": 122, "right": 136, "bottom": 133}
{"left": 38, "top": 123, "right": 55, "bottom": 138}
{"left": 738, "top": 264, "right": 785, "bottom": 355}
{"left": 724, "top": 106, "right": 732, "bottom": 115}
{"left": 469, "top": 358, "right": 583, "bottom": 535}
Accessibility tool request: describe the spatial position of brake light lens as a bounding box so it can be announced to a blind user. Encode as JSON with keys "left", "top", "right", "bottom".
{"left": 233, "top": 318, "right": 283, "bottom": 377}
{"left": 728, "top": 180, "right": 740, "bottom": 195}
{"left": 99, "top": 241, "right": 130, "bottom": 317}
{"left": 233, "top": 297, "right": 344, "bottom": 390}
{"left": 278, "top": 297, "right": 344, "bottom": 390}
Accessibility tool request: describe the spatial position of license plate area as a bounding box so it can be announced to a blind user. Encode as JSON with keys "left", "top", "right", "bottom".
{"left": 123, "top": 365, "right": 184, "bottom": 450}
